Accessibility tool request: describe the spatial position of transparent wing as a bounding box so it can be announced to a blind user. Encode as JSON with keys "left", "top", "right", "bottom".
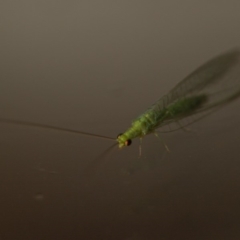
{"left": 150, "top": 50, "right": 240, "bottom": 132}
{"left": 168, "top": 49, "right": 240, "bottom": 101}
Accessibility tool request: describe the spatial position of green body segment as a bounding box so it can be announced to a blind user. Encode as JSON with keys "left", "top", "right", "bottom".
{"left": 117, "top": 94, "right": 207, "bottom": 148}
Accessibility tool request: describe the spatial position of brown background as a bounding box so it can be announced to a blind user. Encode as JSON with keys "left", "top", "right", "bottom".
{"left": 1, "top": 1, "right": 240, "bottom": 240}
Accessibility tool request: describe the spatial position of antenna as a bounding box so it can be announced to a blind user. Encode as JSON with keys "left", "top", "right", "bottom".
{"left": 0, "top": 118, "right": 116, "bottom": 141}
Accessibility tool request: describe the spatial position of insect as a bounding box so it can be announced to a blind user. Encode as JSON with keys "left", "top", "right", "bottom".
{"left": 1, "top": 50, "right": 240, "bottom": 152}
{"left": 117, "top": 49, "right": 240, "bottom": 149}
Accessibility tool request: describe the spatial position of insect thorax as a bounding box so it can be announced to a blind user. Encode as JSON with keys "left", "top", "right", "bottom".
{"left": 122, "top": 110, "right": 161, "bottom": 140}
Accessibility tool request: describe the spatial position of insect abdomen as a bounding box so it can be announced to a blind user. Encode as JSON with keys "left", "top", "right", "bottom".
{"left": 143, "top": 94, "right": 207, "bottom": 130}
{"left": 166, "top": 94, "right": 207, "bottom": 117}
{"left": 124, "top": 94, "right": 207, "bottom": 139}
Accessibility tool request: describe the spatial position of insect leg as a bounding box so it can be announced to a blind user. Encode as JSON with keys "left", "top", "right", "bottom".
{"left": 139, "top": 137, "right": 143, "bottom": 158}
{"left": 154, "top": 132, "right": 170, "bottom": 152}
{"left": 176, "top": 120, "right": 192, "bottom": 132}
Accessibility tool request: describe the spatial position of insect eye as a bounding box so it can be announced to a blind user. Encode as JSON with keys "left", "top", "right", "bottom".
{"left": 125, "top": 139, "right": 132, "bottom": 146}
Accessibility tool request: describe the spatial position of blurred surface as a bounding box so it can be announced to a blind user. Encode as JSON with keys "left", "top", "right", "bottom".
{"left": 1, "top": 1, "right": 240, "bottom": 240}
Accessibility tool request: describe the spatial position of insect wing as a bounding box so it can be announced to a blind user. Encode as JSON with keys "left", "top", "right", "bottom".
{"left": 155, "top": 50, "right": 240, "bottom": 132}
